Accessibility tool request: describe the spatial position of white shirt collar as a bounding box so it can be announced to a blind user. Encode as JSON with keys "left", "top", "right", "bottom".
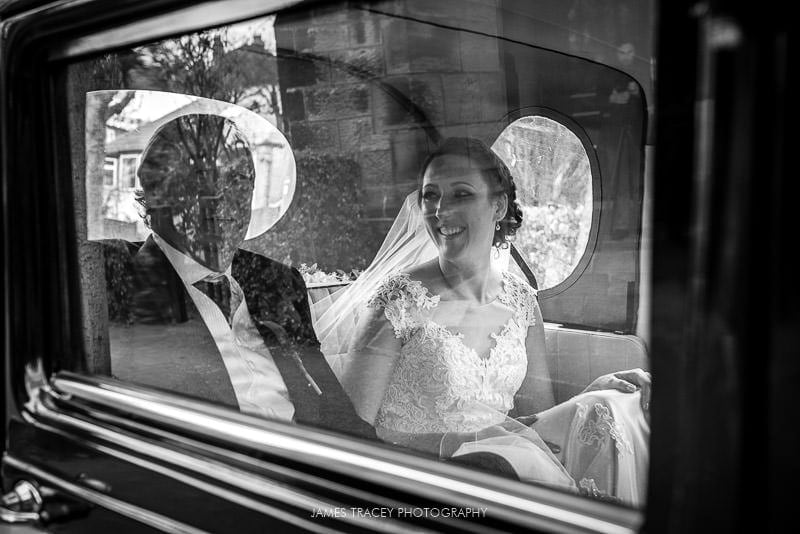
{"left": 151, "top": 233, "right": 232, "bottom": 285}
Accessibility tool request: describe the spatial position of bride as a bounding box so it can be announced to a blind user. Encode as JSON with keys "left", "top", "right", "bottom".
{"left": 314, "top": 137, "right": 650, "bottom": 506}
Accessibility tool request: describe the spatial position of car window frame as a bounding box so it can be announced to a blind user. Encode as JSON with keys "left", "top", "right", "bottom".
{"left": 1, "top": 0, "right": 649, "bottom": 531}
{"left": 495, "top": 106, "right": 603, "bottom": 299}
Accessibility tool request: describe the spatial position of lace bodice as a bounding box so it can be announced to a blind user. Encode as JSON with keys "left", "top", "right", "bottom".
{"left": 368, "top": 271, "right": 539, "bottom": 433}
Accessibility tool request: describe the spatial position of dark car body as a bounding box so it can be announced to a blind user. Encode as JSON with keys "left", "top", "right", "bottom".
{"left": 1, "top": 0, "right": 796, "bottom": 532}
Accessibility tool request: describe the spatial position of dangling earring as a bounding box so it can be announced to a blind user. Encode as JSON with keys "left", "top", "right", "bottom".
{"left": 495, "top": 222, "right": 501, "bottom": 231}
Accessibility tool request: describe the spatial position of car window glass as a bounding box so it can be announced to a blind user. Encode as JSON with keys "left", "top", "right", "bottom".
{"left": 68, "top": 1, "right": 651, "bottom": 509}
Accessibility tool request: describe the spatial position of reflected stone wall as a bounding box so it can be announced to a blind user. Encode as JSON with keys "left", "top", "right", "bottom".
{"left": 274, "top": 0, "right": 507, "bottom": 270}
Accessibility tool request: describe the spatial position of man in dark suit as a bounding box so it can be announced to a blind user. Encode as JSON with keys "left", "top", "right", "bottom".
{"left": 126, "top": 113, "right": 375, "bottom": 440}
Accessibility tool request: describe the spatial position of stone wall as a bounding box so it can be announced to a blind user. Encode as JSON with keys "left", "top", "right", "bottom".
{"left": 275, "top": 0, "right": 507, "bottom": 238}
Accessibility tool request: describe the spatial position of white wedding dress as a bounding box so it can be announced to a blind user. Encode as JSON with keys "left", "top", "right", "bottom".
{"left": 366, "top": 271, "right": 649, "bottom": 506}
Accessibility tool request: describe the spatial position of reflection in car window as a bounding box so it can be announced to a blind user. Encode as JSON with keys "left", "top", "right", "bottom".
{"left": 493, "top": 116, "right": 593, "bottom": 290}
{"left": 68, "top": 1, "right": 651, "bottom": 508}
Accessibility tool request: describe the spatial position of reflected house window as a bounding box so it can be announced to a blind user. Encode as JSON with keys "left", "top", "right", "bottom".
{"left": 86, "top": 90, "right": 296, "bottom": 246}
{"left": 103, "top": 157, "right": 117, "bottom": 187}
{"left": 493, "top": 116, "right": 593, "bottom": 290}
{"left": 119, "top": 154, "right": 141, "bottom": 189}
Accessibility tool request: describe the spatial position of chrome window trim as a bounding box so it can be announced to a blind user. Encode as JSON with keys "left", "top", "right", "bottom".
{"left": 48, "top": 0, "right": 303, "bottom": 60}
{"left": 43, "top": 390, "right": 419, "bottom": 515}
{"left": 36, "top": 373, "right": 642, "bottom": 534}
{"left": 24, "top": 398, "right": 412, "bottom": 534}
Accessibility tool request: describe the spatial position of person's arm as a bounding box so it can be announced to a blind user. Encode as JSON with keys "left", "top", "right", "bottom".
{"left": 514, "top": 297, "right": 556, "bottom": 416}
{"left": 340, "top": 306, "right": 403, "bottom": 425}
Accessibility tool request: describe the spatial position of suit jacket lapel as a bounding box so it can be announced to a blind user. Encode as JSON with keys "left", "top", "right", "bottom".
{"left": 232, "top": 250, "right": 321, "bottom": 425}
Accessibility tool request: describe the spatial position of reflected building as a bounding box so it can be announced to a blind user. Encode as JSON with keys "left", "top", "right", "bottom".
{"left": 97, "top": 98, "right": 291, "bottom": 243}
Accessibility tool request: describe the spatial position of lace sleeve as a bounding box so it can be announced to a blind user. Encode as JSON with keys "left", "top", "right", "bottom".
{"left": 527, "top": 286, "right": 540, "bottom": 327}
{"left": 502, "top": 272, "right": 539, "bottom": 327}
{"left": 367, "top": 273, "right": 438, "bottom": 341}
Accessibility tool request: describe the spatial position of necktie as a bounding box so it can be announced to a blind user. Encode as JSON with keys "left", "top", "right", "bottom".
{"left": 194, "top": 273, "right": 242, "bottom": 325}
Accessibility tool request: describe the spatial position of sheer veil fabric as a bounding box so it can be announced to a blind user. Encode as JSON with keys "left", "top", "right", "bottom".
{"left": 313, "top": 192, "right": 437, "bottom": 367}
{"left": 312, "top": 192, "right": 511, "bottom": 372}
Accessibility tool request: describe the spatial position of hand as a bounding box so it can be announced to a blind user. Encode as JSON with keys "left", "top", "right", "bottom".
{"left": 582, "top": 368, "right": 651, "bottom": 413}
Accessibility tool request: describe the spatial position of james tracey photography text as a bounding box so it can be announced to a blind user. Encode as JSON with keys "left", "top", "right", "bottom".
{"left": 311, "top": 507, "right": 488, "bottom": 519}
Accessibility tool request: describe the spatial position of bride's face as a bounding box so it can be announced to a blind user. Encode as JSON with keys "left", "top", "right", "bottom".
{"left": 420, "top": 154, "right": 502, "bottom": 263}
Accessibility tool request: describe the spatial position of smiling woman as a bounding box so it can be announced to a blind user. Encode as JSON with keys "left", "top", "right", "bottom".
{"left": 420, "top": 156, "right": 503, "bottom": 262}
{"left": 331, "top": 137, "right": 650, "bottom": 505}
{"left": 419, "top": 138, "right": 516, "bottom": 264}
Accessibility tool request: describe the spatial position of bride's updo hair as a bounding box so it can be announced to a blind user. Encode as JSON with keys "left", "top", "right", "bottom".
{"left": 418, "top": 137, "right": 523, "bottom": 248}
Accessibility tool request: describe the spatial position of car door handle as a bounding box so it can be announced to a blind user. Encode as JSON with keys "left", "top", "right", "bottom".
{"left": 1, "top": 480, "right": 42, "bottom": 524}
{"left": 2, "top": 479, "right": 93, "bottom": 525}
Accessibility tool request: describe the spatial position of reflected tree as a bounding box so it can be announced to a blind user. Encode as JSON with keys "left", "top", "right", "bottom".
{"left": 70, "top": 52, "right": 141, "bottom": 371}
{"left": 250, "top": 153, "right": 384, "bottom": 275}
{"left": 132, "top": 30, "right": 281, "bottom": 121}
{"left": 136, "top": 114, "right": 256, "bottom": 272}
